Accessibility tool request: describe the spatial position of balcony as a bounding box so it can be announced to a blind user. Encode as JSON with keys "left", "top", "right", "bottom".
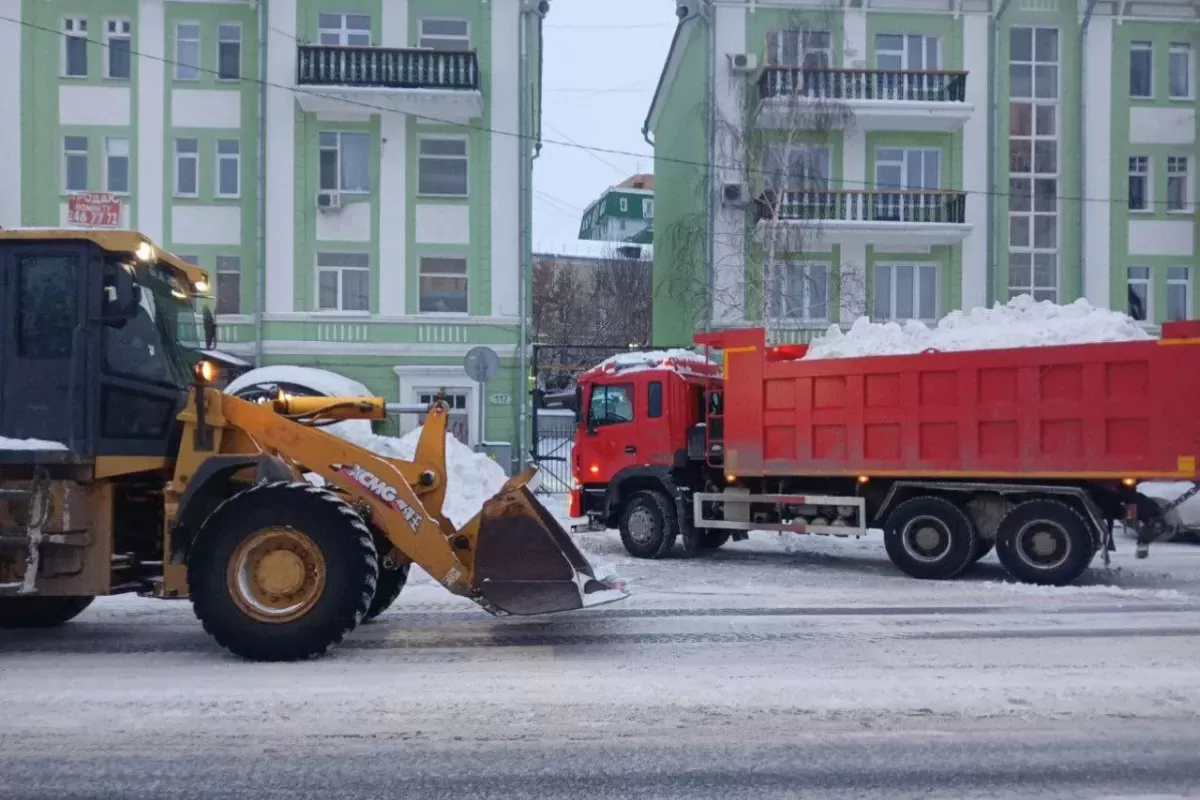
{"left": 756, "top": 67, "right": 973, "bottom": 132}
{"left": 756, "top": 189, "right": 972, "bottom": 249}
{"left": 294, "top": 45, "right": 483, "bottom": 123}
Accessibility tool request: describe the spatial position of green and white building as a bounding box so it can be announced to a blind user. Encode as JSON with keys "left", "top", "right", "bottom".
{"left": 578, "top": 173, "right": 656, "bottom": 244}
{"left": 0, "top": 0, "right": 548, "bottom": 452}
{"left": 645, "top": 0, "right": 1200, "bottom": 346}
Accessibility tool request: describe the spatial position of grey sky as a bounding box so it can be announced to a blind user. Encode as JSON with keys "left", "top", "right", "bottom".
{"left": 533, "top": 1, "right": 676, "bottom": 255}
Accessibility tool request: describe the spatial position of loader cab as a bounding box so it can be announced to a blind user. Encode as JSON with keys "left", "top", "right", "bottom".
{"left": 0, "top": 230, "right": 209, "bottom": 460}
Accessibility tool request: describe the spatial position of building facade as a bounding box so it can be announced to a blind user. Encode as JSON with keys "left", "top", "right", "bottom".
{"left": 0, "top": 0, "right": 547, "bottom": 453}
{"left": 578, "top": 173, "right": 656, "bottom": 244}
{"left": 645, "top": 0, "right": 1200, "bottom": 346}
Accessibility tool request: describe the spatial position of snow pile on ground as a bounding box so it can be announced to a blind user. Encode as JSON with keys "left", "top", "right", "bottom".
{"left": 805, "top": 296, "right": 1152, "bottom": 360}
{"left": 0, "top": 436, "right": 67, "bottom": 451}
{"left": 588, "top": 348, "right": 714, "bottom": 376}
{"left": 328, "top": 421, "right": 507, "bottom": 526}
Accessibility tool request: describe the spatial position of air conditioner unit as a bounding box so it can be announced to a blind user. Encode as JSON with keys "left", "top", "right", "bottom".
{"left": 721, "top": 182, "right": 750, "bottom": 206}
{"left": 728, "top": 53, "right": 758, "bottom": 73}
{"left": 316, "top": 191, "right": 341, "bottom": 212}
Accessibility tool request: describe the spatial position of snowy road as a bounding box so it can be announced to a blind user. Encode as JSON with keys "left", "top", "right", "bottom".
{"left": 3, "top": 526, "right": 1200, "bottom": 798}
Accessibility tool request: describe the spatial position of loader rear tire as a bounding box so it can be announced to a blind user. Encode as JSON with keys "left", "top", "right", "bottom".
{"left": 364, "top": 543, "right": 410, "bottom": 622}
{"left": 0, "top": 595, "right": 94, "bottom": 628}
{"left": 619, "top": 490, "right": 677, "bottom": 559}
{"left": 188, "top": 481, "right": 379, "bottom": 661}
{"left": 995, "top": 499, "right": 1095, "bottom": 586}
{"left": 883, "top": 496, "right": 977, "bottom": 580}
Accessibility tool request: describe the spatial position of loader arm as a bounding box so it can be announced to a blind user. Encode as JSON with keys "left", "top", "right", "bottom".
{"left": 171, "top": 387, "right": 626, "bottom": 616}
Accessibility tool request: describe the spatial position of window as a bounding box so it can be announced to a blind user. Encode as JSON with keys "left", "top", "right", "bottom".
{"left": 1131, "top": 41, "right": 1153, "bottom": 98}
{"left": 876, "top": 33, "right": 939, "bottom": 70}
{"left": 418, "top": 137, "right": 468, "bottom": 196}
{"left": 588, "top": 384, "right": 634, "bottom": 427}
{"left": 765, "top": 29, "right": 832, "bottom": 69}
{"left": 318, "top": 132, "right": 371, "bottom": 193}
{"left": 316, "top": 252, "right": 370, "bottom": 312}
{"left": 106, "top": 19, "right": 132, "bottom": 79}
{"left": 215, "top": 256, "right": 241, "bottom": 315}
{"left": 643, "top": 199, "right": 654, "bottom": 219}
{"left": 1128, "top": 156, "right": 1150, "bottom": 211}
{"left": 647, "top": 381, "right": 663, "bottom": 419}
{"left": 766, "top": 262, "right": 829, "bottom": 322}
{"left": 619, "top": 197, "right": 628, "bottom": 212}
{"left": 318, "top": 13, "right": 371, "bottom": 46}
{"left": 419, "top": 18, "right": 469, "bottom": 50}
{"left": 216, "top": 139, "right": 240, "bottom": 198}
{"left": 175, "top": 138, "right": 199, "bottom": 197}
{"left": 217, "top": 23, "right": 241, "bottom": 80}
{"left": 1170, "top": 44, "right": 1193, "bottom": 99}
{"left": 63, "top": 136, "right": 88, "bottom": 192}
{"left": 1168, "top": 267, "right": 1192, "bottom": 321}
{"left": 764, "top": 145, "right": 831, "bottom": 192}
{"left": 62, "top": 17, "right": 88, "bottom": 78}
{"left": 1127, "top": 266, "right": 1151, "bottom": 322}
{"left": 1168, "top": 156, "right": 1190, "bottom": 212}
{"left": 176, "top": 23, "right": 201, "bottom": 80}
{"left": 18, "top": 255, "right": 79, "bottom": 359}
{"left": 104, "top": 138, "right": 130, "bottom": 194}
{"left": 875, "top": 148, "right": 940, "bottom": 221}
{"left": 873, "top": 264, "right": 937, "bottom": 322}
{"left": 419, "top": 256, "right": 468, "bottom": 313}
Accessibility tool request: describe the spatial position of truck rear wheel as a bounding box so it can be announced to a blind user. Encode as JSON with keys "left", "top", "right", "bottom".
{"left": 995, "top": 499, "right": 1094, "bottom": 586}
{"left": 188, "top": 481, "right": 379, "bottom": 661}
{"left": 0, "top": 595, "right": 94, "bottom": 628}
{"left": 619, "top": 490, "right": 678, "bottom": 559}
{"left": 883, "top": 496, "right": 977, "bottom": 580}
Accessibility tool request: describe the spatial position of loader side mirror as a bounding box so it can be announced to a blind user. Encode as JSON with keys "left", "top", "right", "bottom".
{"left": 103, "top": 263, "right": 141, "bottom": 324}
{"left": 202, "top": 306, "right": 217, "bottom": 350}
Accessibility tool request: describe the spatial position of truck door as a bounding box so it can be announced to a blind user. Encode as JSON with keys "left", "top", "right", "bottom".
{"left": 641, "top": 377, "right": 674, "bottom": 465}
{"left": 583, "top": 381, "right": 638, "bottom": 480}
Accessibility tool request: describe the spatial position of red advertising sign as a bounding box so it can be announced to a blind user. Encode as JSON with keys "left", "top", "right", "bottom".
{"left": 67, "top": 192, "right": 122, "bottom": 227}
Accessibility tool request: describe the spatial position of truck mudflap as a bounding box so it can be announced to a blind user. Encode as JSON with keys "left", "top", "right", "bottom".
{"left": 472, "top": 469, "right": 627, "bottom": 615}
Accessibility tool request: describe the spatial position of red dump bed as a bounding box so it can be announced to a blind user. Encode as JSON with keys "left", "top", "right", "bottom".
{"left": 697, "top": 323, "right": 1200, "bottom": 482}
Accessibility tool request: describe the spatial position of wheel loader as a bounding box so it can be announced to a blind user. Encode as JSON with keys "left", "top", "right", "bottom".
{"left": 0, "top": 229, "right": 626, "bottom": 660}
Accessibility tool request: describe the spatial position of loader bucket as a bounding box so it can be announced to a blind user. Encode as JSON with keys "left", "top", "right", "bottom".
{"left": 472, "top": 468, "right": 628, "bottom": 615}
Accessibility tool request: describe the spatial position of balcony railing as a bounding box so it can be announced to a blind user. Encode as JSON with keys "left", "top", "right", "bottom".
{"left": 296, "top": 45, "right": 479, "bottom": 91}
{"left": 763, "top": 190, "right": 967, "bottom": 224}
{"left": 759, "top": 67, "right": 967, "bottom": 103}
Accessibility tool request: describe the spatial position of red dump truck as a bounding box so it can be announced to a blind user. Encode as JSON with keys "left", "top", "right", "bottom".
{"left": 568, "top": 323, "right": 1200, "bottom": 586}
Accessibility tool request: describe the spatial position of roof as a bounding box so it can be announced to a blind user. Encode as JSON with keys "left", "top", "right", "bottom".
{"left": 618, "top": 174, "right": 655, "bottom": 191}
{"left": 0, "top": 228, "right": 209, "bottom": 290}
{"left": 643, "top": 12, "right": 697, "bottom": 139}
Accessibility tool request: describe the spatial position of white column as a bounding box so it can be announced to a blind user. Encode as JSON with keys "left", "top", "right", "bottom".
{"left": 711, "top": 3, "right": 747, "bottom": 326}
{"left": 0, "top": 0, "right": 22, "bottom": 227}
{"left": 490, "top": 0, "right": 520, "bottom": 318}
{"left": 136, "top": 0, "right": 165, "bottom": 242}
{"left": 838, "top": 11, "right": 869, "bottom": 324}
{"left": 266, "top": 0, "right": 297, "bottom": 312}
{"left": 379, "top": 112, "right": 407, "bottom": 315}
{"left": 381, "top": 0, "right": 407, "bottom": 46}
{"left": 843, "top": 8, "right": 867, "bottom": 67}
{"left": 960, "top": 12, "right": 990, "bottom": 311}
{"left": 1084, "top": 17, "right": 1113, "bottom": 308}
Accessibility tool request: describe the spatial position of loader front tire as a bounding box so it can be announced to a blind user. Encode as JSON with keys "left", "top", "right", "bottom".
{"left": 364, "top": 542, "right": 410, "bottom": 622}
{"left": 0, "top": 595, "right": 94, "bottom": 628}
{"left": 619, "top": 490, "right": 677, "bottom": 559}
{"left": 188, "top": 481, "right": 378, "bottom": 661}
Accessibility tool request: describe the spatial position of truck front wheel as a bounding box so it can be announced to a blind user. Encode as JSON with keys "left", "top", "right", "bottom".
{"left": 883, "top": 496, "right": 978, "bottom": 580}
{"left": 995, "top": 499, "right": 1094, "bottom": 586}
{"left": 619, "top": 490, "right": 678, "bottom": 559}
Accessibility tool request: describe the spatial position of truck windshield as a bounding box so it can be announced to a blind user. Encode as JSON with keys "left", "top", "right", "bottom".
{"left": 104, "top": 262, "right": 198, "bottom": 389}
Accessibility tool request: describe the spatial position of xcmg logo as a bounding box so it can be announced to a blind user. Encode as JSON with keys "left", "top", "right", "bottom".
{"left": 334, "top": 464, "right": 423, "bottom": 532}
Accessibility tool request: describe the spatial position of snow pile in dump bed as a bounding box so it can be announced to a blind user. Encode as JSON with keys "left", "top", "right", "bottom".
{"left": 0, "top": 436, "right": 67, "bottom": 451}
{"left": 327, "top": 421, "right": 507, "bottom": 526}
{"left": 804, "top": 296, "right": 1152, "bottom": 360}
{"left": 588, "top": 348, "right": 714, "bottom": 376}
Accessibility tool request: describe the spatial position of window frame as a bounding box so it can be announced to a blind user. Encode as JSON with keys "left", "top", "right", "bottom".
{"left": 103, "top": 137, "right": 130, "bottom": 195}
{"left": 1128, "top": 155, "right": 1151, "bottom": 213}
{"left": 588, "top": 383, "right": 636, "bottom": 428}
{"left": 216, "top": 22, "right": 242, "bottom": 81}
{"left": 174, "top": 138, "right": 200, "bottom": 198}
{"left": 1170, "top": 43, "right": 1193, "bottom": 100}
{"left": 647, "top": 381, "right": 664, "bottom": 419}
{"left": 315, "top": 252, "right": 371, "bottom": 314}
{"left": 764, "top": 144, "right": 832, "bottom": 193}
{"left": 873, "top": 262, "right": 939, "bottom": 323}
{"left": 1167, "top": 266, "right": 1193, "bottom": 322}
{"left": 104, "top": 18, "right": 132, "bottom": 80}
{"left": 1130, "top": 40, "right": 1154, "bottom": 99}
{"left": 765, "top": 261, "right": 830, "bottom": 324}
{"left": 61, "top": 17, "right": 88, "bottom": 79}
{"left": 318, "top": 131, "right": 372, "bottom": 194}
{"left": 1126, "top": 266, "right": 1152, "bottom": 323}
{"left": 764, "top": 28, "right": 832, "bottom": 69}
{"left": 215, "top": 138, "right": 241, "bottom": 199}
{"left": 418, "top": 17, "right": 470, "bottom": 51}
{"left": 317, "top": 12, "right": 372, "bottom": 46}
{"left": 417, "top": 135, "right": 470, "bottom": 198}
{"left": 215, "top": 255, "right": 242, "bottom": 315}
{"left": 418, "top": 254, "right": 469, "bottom": 315}
{"left": 1167, "top": 155, "right": 1191, "bottom": 214}
{"left": 875, "top": 32, "right": 941, "bottom": 71}
{"left": 62, "top": 135, "right": 89, "bottom": 193}
{"left": 175, "top": 22, "right": 202, "bottom": 81}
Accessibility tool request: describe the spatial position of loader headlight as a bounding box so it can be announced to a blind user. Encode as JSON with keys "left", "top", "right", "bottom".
{"left": 135, "top": 241, "right": 155, "bottom": 261}
{"left": 193, "top": 279, "right": 210, "bottom": 294}
{"left": 194, "top": 359, "right": 218, "bottom": 384}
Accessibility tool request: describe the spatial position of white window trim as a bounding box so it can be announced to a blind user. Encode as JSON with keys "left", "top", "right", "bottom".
{"left": 417, "top": 134, "right": 470, "bottom": 198}
{"left": 1129, "top": 155, "right": 1153, "bottom": 214}
{"left": 104, "top": 18, "right": 132, "bottom": 80}
{"left": 215, "top": 139, "right": 241, "bottom": 199}
{"left": 61, "top": 16, "right": 87, "bottom": 79}
{"left": 318, "top": 12, "right": 372, "bottom": 46}
{"left": 62, "top": 136, "right": 89, "bottom": 194}
{"left": 319, "top": 131, "right": 372, "bottom": 195}
{"left": 765, "top": 28, "right": 833, "bottom": 69}
{"left": 875, "top": 32, "right": 941, "bottom": 71}
{"left": 417, "top": 254, "right": 470, "bottom": 317}
{"left": 314, "top": 255, "right": 371, "bottom": 315}
{"left": 874, "top": 262, "right": 940, "bottom": 323}
{"left": 175, "top": 21, "right": 202, "bottom": 81}
{"left": 216, "top": 22, "right": 242, "bottom": 81}
{"left": 103, "top": 137, "right": 130, "bottom": 196}
{"left": 1170, "top": 43, "right": 1194, "bottom": 101}
{"left": 1167, "top": 267, "right": 1194, "bottom": 322}
{"left": 419, "top": 17, "right": 471, "bottom": 50}
{"left": 394, "top": 366, "right": 481, "bottom": 447}
{"left": 1131, "top": 40, "right": 1154, "bottom": 99}
{"left": 1167, "top": 155, "right": 1193, "bottom": 214}
{"left": 874, "top": 147, "right": 943, "bottom": 190}
{"left": 766, "top": 261, "right": 831, "bottom": 324}
{"left": 1127, "top": 266, "right": 1153, "bottom": 324}
{"left": 174, "top": 139, "right": 199, "bottom": 198}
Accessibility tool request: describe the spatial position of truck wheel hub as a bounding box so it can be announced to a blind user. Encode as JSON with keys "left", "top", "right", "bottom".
{"left": 1016, "top": 523, "right": 1069, "bottom": 568}
{"left": 228, "top": 527, "right": 327, "bottom": 623}
{"left": 627, "top": 507, "right": 657, "bottom": 545}
{"left": 903, "top": 519, "right": 951, "bottom": 562}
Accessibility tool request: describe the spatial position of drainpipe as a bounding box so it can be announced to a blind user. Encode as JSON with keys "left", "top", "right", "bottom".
{"left": 703, "top": 0, "right": 716, "bottom": 331}
{"left": 1079, "top": 0, "right": 1098, "bottom": 303}
{"left": 989, "top": 0, "right": 1014, "bottom": 307}
{"left": 517, "top": 6, "right": 532, "bottom": 469}
{"left": 254, "top": 0, "right": 267, "bottom": 366}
